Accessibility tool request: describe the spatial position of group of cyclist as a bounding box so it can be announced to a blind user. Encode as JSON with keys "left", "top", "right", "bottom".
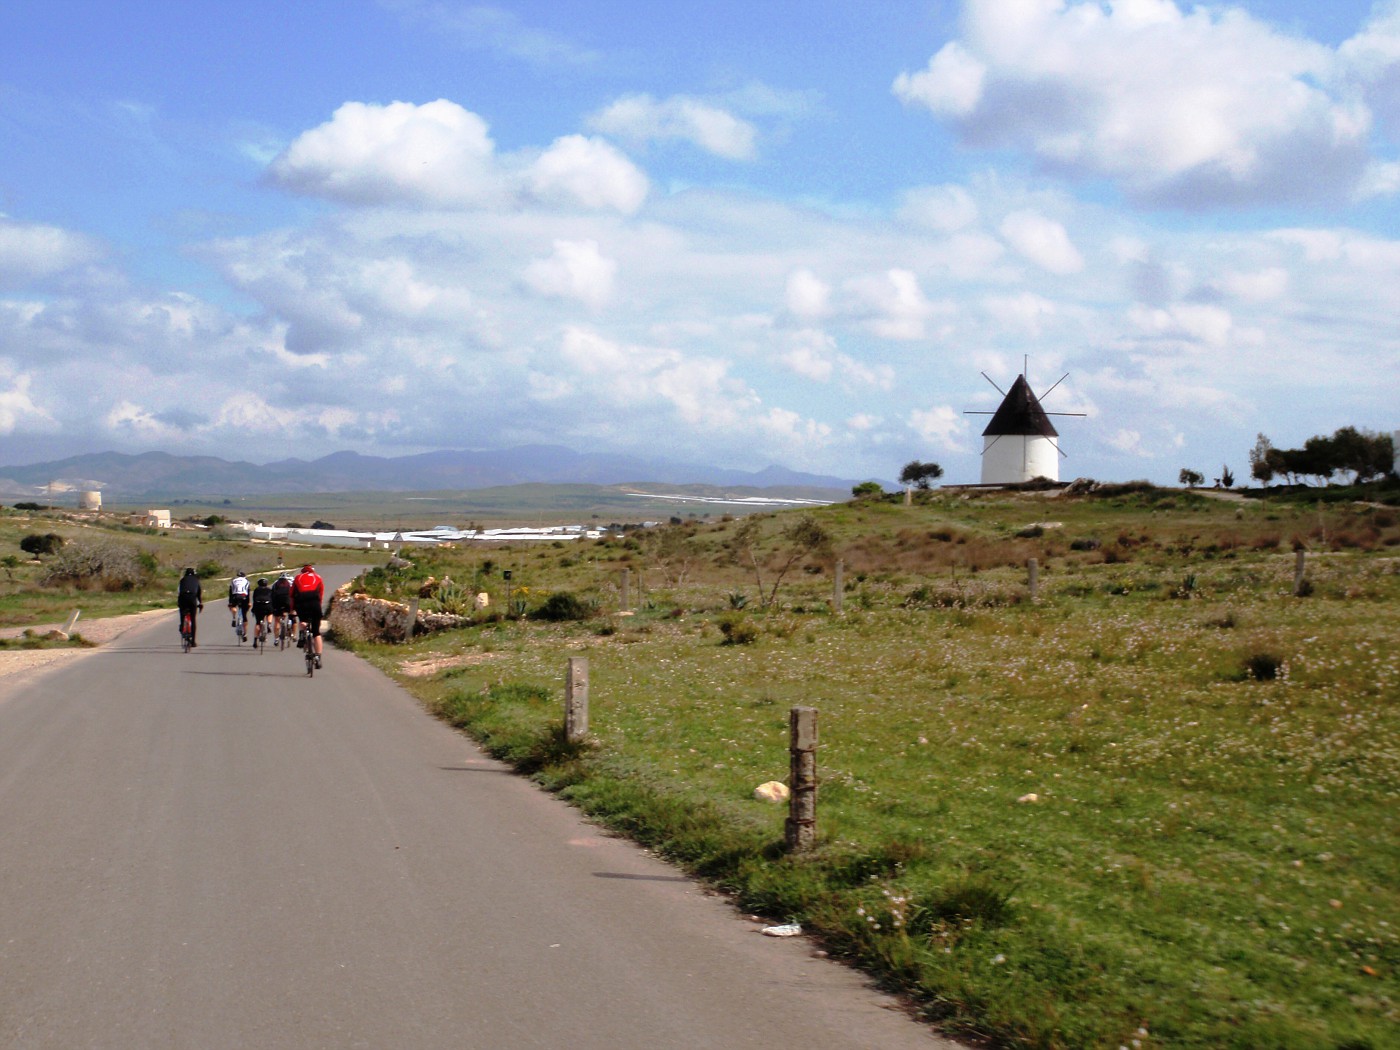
{"left": 177, "top": 563, "right": 325, "bottom": 667}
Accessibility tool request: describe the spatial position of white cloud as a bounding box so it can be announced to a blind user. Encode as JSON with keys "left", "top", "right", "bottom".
{"left": 848, "top": 269, "right": 941, "bottom": 340}
{"left": 268, "top": 101, "right": 648, "bottom": 215}
{"left": 999, "top": 210, "right": 1084, "bottom": 274}
{"left": 0, "top": 372, "right": 54, "bottom": 434}
{"left": 896, "top": 0, "right": 1382, "bottom": 207}
{"left": 525, "top": 135, "right": 649, "bottom": 214}
{"left": 589, "top": 94, "right": 758, "bottom": 160}
{"left": 0, "top": 217, "right": 100, "bottom": 285}
{"left": 1214, "top": 267, "right": 1289, "bottom": 302}
{"left": 269, "top": 99, "right": 501, "bottom": 207}
{"left": 784, "top": 269, "right": 832, "bottom": 319}
{"left": 523, "top": 240, "right": 617, "bottom": 310}
{"left": 382, "top": 1, "right": 602, "bottom": 70}
{"left": 899, "top": 184, "right": 980, "bottom": 232}
{"left": 909, "top": 405, "right": 969, "bottom": 451}
{"left": 1129, "top": 302, "right": 1234, "bottom": 347}
{"left": 1106, "top": 428, "right": 1148, "bottom": 455}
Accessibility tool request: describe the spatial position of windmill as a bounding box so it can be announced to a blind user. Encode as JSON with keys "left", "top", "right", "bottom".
{"left": 964, "top": 365, "right": 1084, "bottom": 484}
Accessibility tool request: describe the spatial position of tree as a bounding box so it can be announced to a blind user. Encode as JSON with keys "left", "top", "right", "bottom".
{"left": 1329, "top": 426, "right": 1394, "bottom": 483}
{"left": 850, "top": 481, "right": 884, "bottom": 500}
{"left": 729, "top": 514, "right": 832, "bottom": 609}
{"left": 899, "top": 460, "right": 944, "bottom": 490}
{"left": 19, "top": 533, "right": 64, "bottom": 556}
{"left": 1178, "top": 468, "right": 1204, "bottom": 488}
{"left": 1220, "top": 465, "right": 1235, "bottom": 488}
{"left": 1249, "top": 434, "right": 1278, "bottom": 484}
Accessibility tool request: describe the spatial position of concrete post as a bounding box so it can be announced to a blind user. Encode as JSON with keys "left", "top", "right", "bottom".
{"left": 832, "top": 559, "right": 844, "bottom": 616}
{"left": 566, "top": 657, "right": 590, "bottom": 743}
{"left": 61, "top": 609, "right": 81, "bottom": 636}
{"left": 785, "top": 706, "right": 818, "bottom": 852}
{"left": 620, "top": 569, "right": 630, "bottom": 612}
{"left": 403, "top": 599, "right": 419, "bottom": 642}
{"left": 1028, "top": 558, "right": 1039, "bottom": 600}
{"left": 1293, "top": 550, "right": 1307, "bottom": 596}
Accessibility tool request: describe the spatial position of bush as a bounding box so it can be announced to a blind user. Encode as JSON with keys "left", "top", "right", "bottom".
{"left": 40, "top": 539, "right": 154, "bottom": 591}
{"left": 716, "top": 612, "right": 759, "bottom": 645}
{"left": 19, "top": 533, "right": 64, "bottom": 556}
{"left": 530, "top": 591, "right": 596, "bottom": 622}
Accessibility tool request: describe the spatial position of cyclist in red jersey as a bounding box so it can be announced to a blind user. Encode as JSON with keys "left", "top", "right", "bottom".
{"left": 291, "top": 563, "right": 326, "bottom": 668}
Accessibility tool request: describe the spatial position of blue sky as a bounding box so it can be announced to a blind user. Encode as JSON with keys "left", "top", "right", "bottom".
{"left": 1, "top": 0, "right": 1397, "bottom": 485}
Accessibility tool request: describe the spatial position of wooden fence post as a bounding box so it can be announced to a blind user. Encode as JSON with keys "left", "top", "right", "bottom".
{"left": 833, "top": 559, "right": 844, "bottom": 616}
{"left": 1027, "top": 558, "right": 1039, "bottom": 600}
{"left": 786, "top": 706, "right": 818, "bottom": 852}
{"left": 1293, "top": 550, "right": 1307, "bottom": 596}
{"left": 565, "top": 657, "right": 590, "bottom": 743}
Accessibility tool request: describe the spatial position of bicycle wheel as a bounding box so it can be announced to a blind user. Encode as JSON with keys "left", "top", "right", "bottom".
{"left": 305, "top": 641, "right": 315, "bottom": 677}
{"left": 181, "top": 614, "right": 192, "bottom": 653}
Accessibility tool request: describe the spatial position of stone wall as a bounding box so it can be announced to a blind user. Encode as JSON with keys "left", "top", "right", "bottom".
{"left": 327, "top": 587, "right": 470, "bottom": 644}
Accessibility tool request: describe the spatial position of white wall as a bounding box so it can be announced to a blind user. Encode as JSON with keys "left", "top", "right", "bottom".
{"left": 981, "top": 435, "right": 1059, "bottom": 484}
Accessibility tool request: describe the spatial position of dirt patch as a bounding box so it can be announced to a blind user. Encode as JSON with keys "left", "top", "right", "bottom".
{"left": 0, "top": 608, "right": 169, "bottom": 685}
{"left": 397, "top": 653, "right": 497, "bottom": 678}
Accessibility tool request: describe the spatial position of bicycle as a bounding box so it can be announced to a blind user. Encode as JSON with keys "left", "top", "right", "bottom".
{"left": 299, "top": 622, "right": 315, "bottom": 677}
{"left": 279, "top": 615, "right": 295, "bottom": 651}
{"left": 233, "top": 605, "right": 247, "bottom": 645}
{"left": 180, "top": 609, "right": 195, "bottom": 653}
{"left": 253, "top": 616, "right": 266, "bottom": 653}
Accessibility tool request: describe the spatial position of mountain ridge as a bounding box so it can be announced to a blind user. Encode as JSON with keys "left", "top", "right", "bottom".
{"left": 0, "top": 446, "right": 860, "bottom": 499}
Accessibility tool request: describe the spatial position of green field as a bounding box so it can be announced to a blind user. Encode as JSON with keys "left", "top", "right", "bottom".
{"left": 4, "top": 484, "right": 1397, "bottom": 1048}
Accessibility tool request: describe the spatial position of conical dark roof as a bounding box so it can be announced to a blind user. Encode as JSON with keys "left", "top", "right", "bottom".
{"left": 981, "top": 375, "right": 1058, "bottom": 437}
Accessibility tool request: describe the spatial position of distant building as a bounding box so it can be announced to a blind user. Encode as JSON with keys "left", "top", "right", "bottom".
{"left": 979, "top": 375, "right": 1061, "bottom": 484}
{"left": 79, "top": 490, "right": 102, "bottom": 511}
{"left": 132, "top": 509, "right": 171, "bottom": 529}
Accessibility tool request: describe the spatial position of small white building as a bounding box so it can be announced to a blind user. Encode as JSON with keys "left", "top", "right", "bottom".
{"left": 138, "top": 509, "right": 172, "bottom": 529}
{"left": 979, "top": 375, "right": 1061, "bottom": 484}
{"left": 79, "top": 490, "right": 102, "bottom": 511}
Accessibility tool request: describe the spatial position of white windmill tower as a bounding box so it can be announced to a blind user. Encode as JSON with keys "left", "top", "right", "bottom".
{"left": 965, "top": 368, "right": 1083, "bottom": 485}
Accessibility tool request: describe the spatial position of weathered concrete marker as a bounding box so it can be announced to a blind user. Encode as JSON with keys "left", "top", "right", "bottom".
{"left": 786, "top": 706, "right": 818, "bottom": 852}
{"left": 565, "top": 657, "right": 590, "bottom": 743}
{"left": 1028, "top": 557, "right": 1039, "bottom": 600}
{"left": 1293, "top": 550, "right": 1308, "bottom": 596}
{"left": 833, "top": 559, "right": 844, "bottom": 616}
{"left": 620, "top": 569, "right": 630, "bottom": 612}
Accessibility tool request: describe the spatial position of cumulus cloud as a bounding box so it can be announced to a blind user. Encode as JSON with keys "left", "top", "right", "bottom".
{"left": 848, "top": 269, "right": 942, "bottom": 340}
{"left": 524, "top": 134, "right": 649, "bottom": 214}
{"left": 909, "top": 404, "right": 969, "bottom": 451}
{"left": 268, "top": 99, "right": 501, "bottom": 207}
{"left": 269, "top": 101, "right": 648, "bottom": 214}
{"left": 784, "top": 269, "right": 832, "bottom": 319}
{"left": 0, "top": 372, "right": 54, "bottom": 434}
{"left": 895, "top": 0, "right": 1384, "bottom": 207}
{"left": 523, "top": 240, "right": 617, "bottom": 310}
{"left": 999, "top": 210, "right": 1084, "bottom": 274}
{"left": 0, "top": 217, "right": 101, "bottom": 285}
{"left": 588, "top": 94, "right": 758, "bottom": 160}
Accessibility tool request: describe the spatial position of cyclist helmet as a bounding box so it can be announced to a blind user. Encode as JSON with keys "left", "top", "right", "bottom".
{"left": 280, "top": 572, "right": 293, "bottom": 580}
{"left": 235, "top": 570, "right": 246, "bottom": 577}
{"left": 302, "top": 564, "right": 314, "bottom": 572}
{"left": 183, "top": 567, "right": 196, "bottom": 577}
{"left": 258, "top": 578, "right": 268, "bottom": 586}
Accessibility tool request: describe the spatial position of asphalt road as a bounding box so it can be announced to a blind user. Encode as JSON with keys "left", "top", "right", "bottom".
{"left": 0, "top": 571, "right": 958, "bottom": 1050}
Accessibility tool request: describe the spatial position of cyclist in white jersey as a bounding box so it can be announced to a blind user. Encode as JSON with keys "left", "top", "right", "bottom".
{"left": 228, "top": 571, "right": 251, "bottom": 631}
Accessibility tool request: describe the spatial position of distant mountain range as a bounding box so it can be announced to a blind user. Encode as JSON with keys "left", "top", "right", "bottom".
{"left": 0, "top": 446, "right": 858, "bottom": 500}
